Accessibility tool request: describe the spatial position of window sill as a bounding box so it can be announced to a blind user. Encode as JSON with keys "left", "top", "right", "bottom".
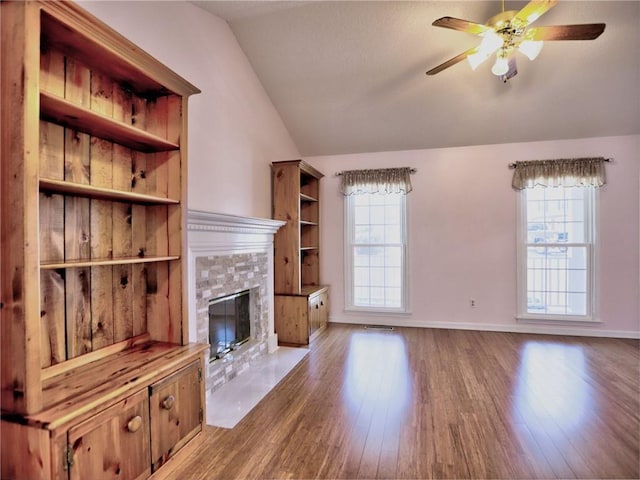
{"left": 516, "top": 314, "right": 601, "bottom": 324}
{"left": 345, "top": 307, "right": 412, "bottom": 317}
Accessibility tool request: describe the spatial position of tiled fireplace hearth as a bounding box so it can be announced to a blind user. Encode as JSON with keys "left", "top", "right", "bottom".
{"left": 188, "top": 210, "right": 284, "bottom": 393}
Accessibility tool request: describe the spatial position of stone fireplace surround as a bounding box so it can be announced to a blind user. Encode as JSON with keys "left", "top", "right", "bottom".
{"left": 187, "top": 210, "right": 284, "bottom": 394}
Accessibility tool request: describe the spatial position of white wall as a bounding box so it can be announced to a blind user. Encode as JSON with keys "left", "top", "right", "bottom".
{"left": 306, "top": 135, "right": 640, "bottom": 338}
{"left": 79, "top": 1, "right": 300, "bottom": 219}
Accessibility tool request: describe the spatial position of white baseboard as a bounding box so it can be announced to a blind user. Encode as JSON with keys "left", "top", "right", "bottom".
{"left": 328, "top": 315, "right": 640, "bottom": 339}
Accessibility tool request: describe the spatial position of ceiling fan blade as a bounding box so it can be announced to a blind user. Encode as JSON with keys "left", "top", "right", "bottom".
{"left": 512, "top": 0, "right": 558, "bottom": 28}
{"left": 527, "top": 23, "right": 606, "bottom": 41}
{"left": 432, "top": 17, "right": 491, "bottom": 36}
{"left": 426, "top": 47, "right": 478, "bottom": 76}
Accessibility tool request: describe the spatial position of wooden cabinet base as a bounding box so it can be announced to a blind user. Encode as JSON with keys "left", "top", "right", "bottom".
{"left": 0, "top": 347, "right": 207, "bottom": 480}
{"left": 275, "top": 286, "right": 329, "bottom": 346}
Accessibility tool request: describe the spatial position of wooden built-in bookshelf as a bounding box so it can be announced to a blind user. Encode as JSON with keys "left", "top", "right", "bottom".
{"left": 272, "top": 160, "right": 329, "bottom": 346}
{"left": 1, "top": 2, "right": 207, "bottom": 478}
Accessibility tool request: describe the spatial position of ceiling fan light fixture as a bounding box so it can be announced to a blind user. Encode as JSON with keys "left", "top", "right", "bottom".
{"left": 466, "top": 30, "right": 503, "bottom": 70}
{"left": 426, "top": 0, "right": 604, "bottom": 81}
{"left": 491, "top": 54, "right": 510, "bottom": 76}
{"left": 519, "top": 40, "right": 544, "bottom": 60}
{"left": 467, "top": 50, "right": 490, "bottom": 70}
{"left": 479, "top": 30, "right": 504, "bottom": 52}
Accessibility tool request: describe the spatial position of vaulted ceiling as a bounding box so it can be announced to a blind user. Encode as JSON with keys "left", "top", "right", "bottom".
{"left": 193, "top": 1, "right": 640, "bottom": 156}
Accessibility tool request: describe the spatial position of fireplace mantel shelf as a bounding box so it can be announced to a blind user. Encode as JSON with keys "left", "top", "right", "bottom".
{"left": 188, "top": 210, "right": 285, "bottom": 235}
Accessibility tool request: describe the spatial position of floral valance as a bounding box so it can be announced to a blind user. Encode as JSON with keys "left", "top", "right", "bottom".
{"left": 340, "top": 167, "right": 413, "bottom": 195}
{"left": 511, "top": 157, "right": 606, "bottom": 190}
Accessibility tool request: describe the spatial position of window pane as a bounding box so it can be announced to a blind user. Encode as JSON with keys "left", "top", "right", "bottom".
{"left": 370, "top": 225, "right": 385, "bottom": 243}
{"left": 567, "top": 247, "right": 587, "bottom": 269}
{"left": 354, "top": 247, "right": 371, "bottom": 266}
{"left": 385, "top": 225, "right": 401, "bottom": 243}
{"left": 527, "top": 221, "right": 549, "bottom": 243}
{"left": 386, "top": 267, "right": 402, "bottom": 288}
{"left": 385, "top": 205, "right": 400, "bottom": 224}
{"left": 370, "top": 206, "right": 385, "bottom": 224}
{"left": 522, "top": 185, "right": 593, "bottom": 318}
{"left": 354, "top": 195, "right": 370, "bottom": 207}
{"left": 567, "top": 293, "right": 587, "bottom": 315}
{"left": 347, "top": 192, "right": 406, "bottom": 311}
{"left": 370, "top": 267, "right": 385, "bottom": 287}
{"left": 354, "top": 206, "right": 369, "bottom": 224}
{"left": 355, "top": 225, "right": 370, "bottom": 243}
{"left": 370, "top": 287, "right": 385, "bottom": 305}
{"left": 565, "top": 221, "right": 585, "bottom": 243}
{"left": 385, "top": 247, "right": 402, "bottom": 267}
{"left": 565, "top": 187, "right": 586, "bottom": 201}
{"left": 370, "top": 247, "right": 385, "bottom": 266}
{"left": 568, "top": 269, "right": 587, "bottom": 293}
{"left": 354, "top": 267, "right": 369, "bottom": 286}
{"left": 386, "top": 288, "right": 401, "bottom": 307}
{"left": 527, "top": 187, "right": 545, "bottom": 201}
{"left": 545, "top": 187, "right": 565, "bottom": 200}
{"left": 354, "top": 287, "right": 370, "bottom": 306}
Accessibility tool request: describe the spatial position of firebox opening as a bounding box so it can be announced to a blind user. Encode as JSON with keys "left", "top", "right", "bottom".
{"left": 209, "top": 290, "right": 251, "bottom": 360}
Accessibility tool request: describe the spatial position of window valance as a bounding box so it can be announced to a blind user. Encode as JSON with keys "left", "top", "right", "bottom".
{"left": 340, "top": 167, "right": 413, "bottom": 195}
{"left": 511, "top": 157, "right": 607, "bottom": 190}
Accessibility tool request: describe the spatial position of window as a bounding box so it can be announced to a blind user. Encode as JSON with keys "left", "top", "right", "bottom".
{"left": 517, "top": 185, "right": 598, "bottom": 321}
{"left": 345, "top": 192, "right": 408, "bottom": 312}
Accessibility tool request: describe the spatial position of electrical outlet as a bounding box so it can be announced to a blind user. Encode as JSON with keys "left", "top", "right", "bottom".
{"left": 470, "top": 299, "right": 476, "bottom": 307}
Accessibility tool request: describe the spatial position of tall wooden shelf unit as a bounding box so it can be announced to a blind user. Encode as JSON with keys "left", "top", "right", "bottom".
{"left": 272, "top": 160, "right": 329, "bottom": 346}
{"left": 1, "top": 2, "right": 208, "bottom": 479}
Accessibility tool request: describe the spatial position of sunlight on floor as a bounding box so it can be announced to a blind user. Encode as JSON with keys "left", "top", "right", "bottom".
{"left": 342, "top": 331, "right": 412, "bottom": 424}
{"left": 206, "top": 346, "right": 308, "bottom": 429}
{"left": 514, "top": 341, "right": 592, "bottom": 434}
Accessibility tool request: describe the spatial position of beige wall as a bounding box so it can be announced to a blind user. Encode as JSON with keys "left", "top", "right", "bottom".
{"left": 306, "top": 135, "right": 640, "bottom": 338}
{"left": 79, "top": 2, "right": 638, "bottom": 337}
{"left": 80, "top": 0, "right": 300, "bottom": 219}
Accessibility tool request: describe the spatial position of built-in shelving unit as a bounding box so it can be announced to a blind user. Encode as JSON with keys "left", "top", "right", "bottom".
{"left": 272, "top": 160, "right": 329, "bottom": 346}
{"left": 1, "top": 2, "right": 207, "bottom": 478}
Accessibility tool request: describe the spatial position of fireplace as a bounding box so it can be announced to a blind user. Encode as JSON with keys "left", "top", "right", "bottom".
{"left": 209, "top": 290, "right": 251, "bottom": 360}
{"left": 188, "top": 210, "right": 285, "bottom": 393}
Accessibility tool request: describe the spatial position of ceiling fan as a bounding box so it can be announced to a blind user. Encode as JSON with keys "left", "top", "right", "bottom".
{"left": 426, "top": 0, "right": 605, "bottom": 82}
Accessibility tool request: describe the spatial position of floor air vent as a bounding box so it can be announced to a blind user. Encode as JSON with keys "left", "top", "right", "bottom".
{"left": 364, "top": 325, "right": 394, "bottom": 331}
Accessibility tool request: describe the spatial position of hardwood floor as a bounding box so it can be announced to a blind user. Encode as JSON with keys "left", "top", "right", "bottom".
{"left": 166, "top": 324, "right": 639, "bottom": 479}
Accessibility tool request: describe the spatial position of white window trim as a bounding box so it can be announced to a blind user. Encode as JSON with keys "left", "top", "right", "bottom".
{"left": 516, "top": 187, "right": 600, "bottom": 323}
{"left": 344, "top": 193, "right": 410, "bottom": 314}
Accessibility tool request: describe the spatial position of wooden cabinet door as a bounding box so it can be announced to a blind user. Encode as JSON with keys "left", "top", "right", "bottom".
{"left": 67, "top": 389, "right": 150, "bottom": 480}
{"left": 318, "top": 291, "right": 329, "bottom": 330}
{"left": 149, "top": 361, "right": 202, "bottom": 472}
{"left": 274, "top": 295, "right": 310, "bottom": 346}
{"left": 309, "top": 295, "right": 320, "bottom": 335}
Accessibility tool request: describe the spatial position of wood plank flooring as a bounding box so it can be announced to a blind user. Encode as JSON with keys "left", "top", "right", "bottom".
{"left": 166, "top": 324, "right": 639, "bottom": 479}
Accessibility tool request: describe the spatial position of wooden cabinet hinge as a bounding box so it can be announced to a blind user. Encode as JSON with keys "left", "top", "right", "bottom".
{"left": 199, "top": 407, "right": 204, "bottom": 424}
{"left": 198, "top": 366, "right": 203, "bottom": 383}
{"left": 63, "top": 444, "right": 74, "bottom": 471}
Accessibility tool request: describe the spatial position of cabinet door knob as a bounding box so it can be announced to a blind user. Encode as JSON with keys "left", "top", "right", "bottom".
{"left": 162, "top": 394, "right": 176, "bottom": 410}
{"left": 315, "top": 304, "right": 319, "bottom": 309}
{"left": 320, "top": 301, "right": 324, "bottom": 306}
{"left": 127, "top": 415, "right": 143, "bottom": 433}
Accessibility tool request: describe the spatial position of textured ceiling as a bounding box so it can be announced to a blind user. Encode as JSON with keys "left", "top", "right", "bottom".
{"left": 193, "top": 1, "right": 640, "bottom": 156}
